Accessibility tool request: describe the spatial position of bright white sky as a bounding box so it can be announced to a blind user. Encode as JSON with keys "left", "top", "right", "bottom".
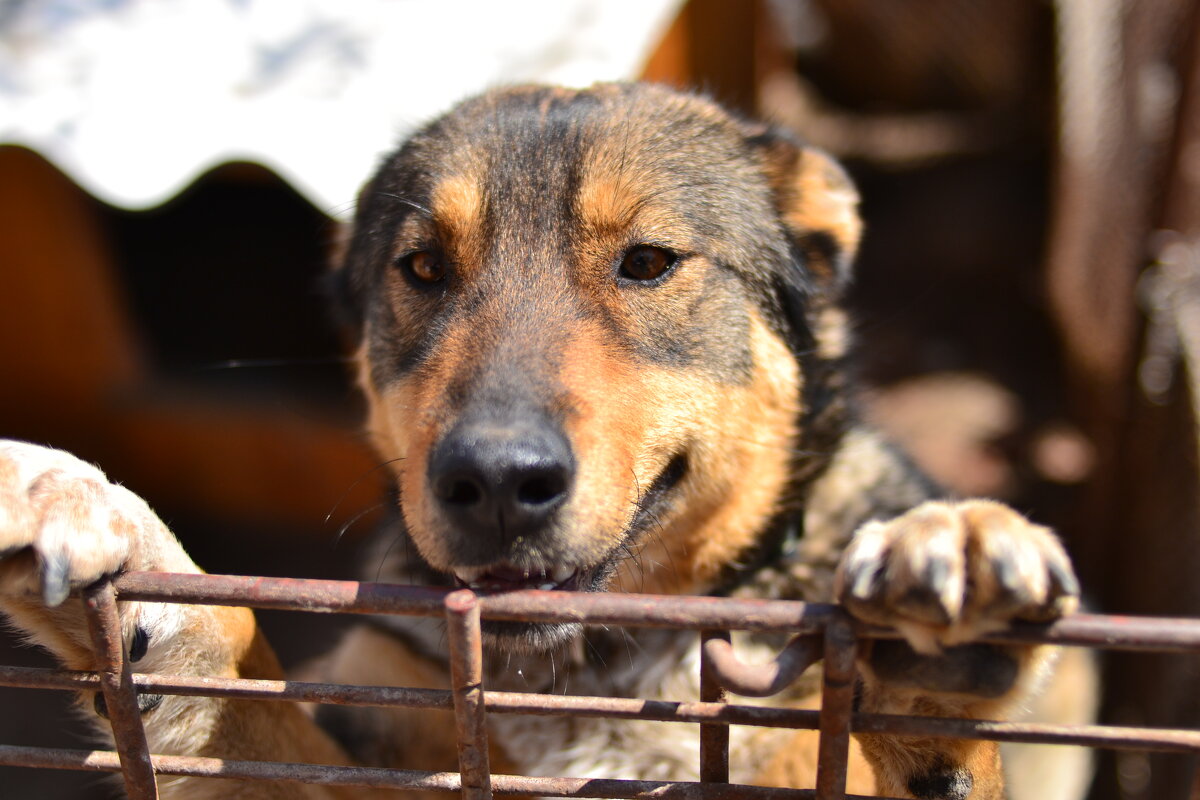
{"left": 0, "top": 0, "right": 683, "bottom": 216}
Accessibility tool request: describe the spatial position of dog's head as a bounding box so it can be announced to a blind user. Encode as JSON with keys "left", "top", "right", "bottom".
{"left": 334, "top": 83, "right": 860, "bottom": 650}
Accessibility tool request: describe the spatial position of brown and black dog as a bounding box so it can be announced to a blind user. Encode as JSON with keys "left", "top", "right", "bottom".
{"left": 0, "top": 83, "right": 1085, "bottom": 799}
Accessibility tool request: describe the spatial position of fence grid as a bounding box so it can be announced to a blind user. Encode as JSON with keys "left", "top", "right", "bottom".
{"left": 2, "top": 571, "right": 1200, "bottom": 800}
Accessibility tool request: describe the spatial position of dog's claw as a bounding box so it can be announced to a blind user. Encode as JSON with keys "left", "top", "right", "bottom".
{"left": 130, "top": 625, "right": 150, "bottom": 663}
{"left": 847, "top": 563, "right": 880, "bottom": 601}
{"left": 1047, "top": 551, "right": 1081, "bottom": 599}
{"left": 41, "top": 553, "right": 71, "bottom": 607}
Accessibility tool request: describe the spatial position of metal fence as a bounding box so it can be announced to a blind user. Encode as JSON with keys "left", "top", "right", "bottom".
{"left": 2, "top": 571, "right": 1200, "bottom": 799}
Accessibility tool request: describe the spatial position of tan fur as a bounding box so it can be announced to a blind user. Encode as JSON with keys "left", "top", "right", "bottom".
{"left": 607, "top": 315, "right": 802, "bottom": 594}
{"left": 576, "top": 173, "right": 641, "bottom": 238}
{"left": 751, "top": 706, "right": 876, "bottom": 796}
{"left": 430, "top": 173, "right": 487, "bottom": 270}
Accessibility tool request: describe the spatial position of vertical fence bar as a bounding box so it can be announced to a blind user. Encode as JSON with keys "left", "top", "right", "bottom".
{"left": 814, "top": 612, "right": 857, "bottom": 800}
{"left": 699, "top": 629, "right": 731, "bottom": 783}
{"left": 445, "top": 589, "right": 493, "bottom": 800}
{"left": 82, "top": 579, "right": 158, "bottom": 800}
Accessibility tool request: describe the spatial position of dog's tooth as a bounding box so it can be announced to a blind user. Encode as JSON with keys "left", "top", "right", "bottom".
{"left": 454, "top": 566, "right": 486, "bottom": 584}
{"left": 551, "top": 567, "right": 574, "bottom": 584}
{"left": 538, "top": 583, "right": 556, "bottom": 591}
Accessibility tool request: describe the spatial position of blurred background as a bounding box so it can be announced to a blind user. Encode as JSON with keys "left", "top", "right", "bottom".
{"left": 2, "top": 1, "right": 1199, "bottom": 797}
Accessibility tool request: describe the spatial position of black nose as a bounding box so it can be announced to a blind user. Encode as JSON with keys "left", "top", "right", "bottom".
{"left": 428, "top": 416, "right": 575, "bottom": 544}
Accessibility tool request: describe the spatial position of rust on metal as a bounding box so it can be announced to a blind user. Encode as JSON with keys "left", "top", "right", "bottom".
{"left": 815, "top": 613, "right": 858, "bottom": 800}
{"left": 109, "top": 572, "right": 1200, "bottom": 651}
{"left": 849, "top": 712, "right": 1200, "bottom": 753}
{"left": 446, "top": 589, "right": 493, "bottom": 800}
{"left": 699, "top": 629, "right": 731, "bottom": 783}
{"left": 703, "top": 632, "right": 824, "bottom": 698}
{"left": 81, "top": 579, "right": 159, "bottom": 800}
{"left": 6, "top": 661, "right": 1198, "bottom": 754}
{"left": 485, "top": 687, "right": 818, "bottom": 730}
{"left": 114, "top": 571, "right": 450, "bottom": 617}
{"left": 112, "top": 573, "right": 835, "bottom": 633}
{"left": 0, "top": 571, "right": 1198, "bottom": 798}
{"left": 0, "top": 743, "right": 913, "bottom": 799}
{"left": 0, "top": 662, "right": 821, "bottom": 729}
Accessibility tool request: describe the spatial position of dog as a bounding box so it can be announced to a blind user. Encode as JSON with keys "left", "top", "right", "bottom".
{"left": 0, "top": 83, "right": 1083, "bottom": 799}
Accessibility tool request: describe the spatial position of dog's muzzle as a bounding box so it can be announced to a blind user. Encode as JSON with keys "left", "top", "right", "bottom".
{"left": 428, "top": 413, "right": 575, "bottom": 561}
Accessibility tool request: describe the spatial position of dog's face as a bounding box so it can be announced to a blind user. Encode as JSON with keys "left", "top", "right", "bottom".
{"left": 336, "top": 83, "right": 860, "bottom": 650}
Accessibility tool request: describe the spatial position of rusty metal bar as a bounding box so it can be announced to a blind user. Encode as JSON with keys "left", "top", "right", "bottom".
{"left": 107, "top": 572, "right": 1200, "bottom": 650}
{"left": 0, "top": 663, "right": 452, "bottom": 710}
{"left": 815, "top": 612, "right": 858, "bottom": 800}
{"left": 996, "top": 613, "right": 1200, "bottom": 652}
{"left": 112, "top": 572, "right": 833, "bottom": 633}
{"left": 6, "top": 661, "right": 1198, "bottom": 754}
{"left": 849, "top": 712, "right": 1200, "bottom": 753}
{"left": 114, "top": 571, "right": 450, "bottom": 616}
{"left": 699, "top": 629, "right": 731, "bottom": 783}
{"left": 81, "top": 579, "right": 158, "bottom": 800}
{"left": 446, "top": 589, "right": 493, "bottom": 800}
{"left": 3, "top": 571, "right": 1200, "bottom": 798}
{"left": 703, "top": 632, "right": 824, "bottom": 698}
{"left": 491, "top": 687, "right": 816, "bottom": 730}
{"left": 0, "top": 743, "right": 912, "bottom": 799}
{"left": 0, "top": 663, "right": 818, "bottom": 729}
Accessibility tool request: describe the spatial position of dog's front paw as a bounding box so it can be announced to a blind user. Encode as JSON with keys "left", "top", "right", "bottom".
{"left": 835, "top": 499, "right": 1079, "bottom": 655}
{"left": 0, "top": 440, "right": 190, "bottom": 607}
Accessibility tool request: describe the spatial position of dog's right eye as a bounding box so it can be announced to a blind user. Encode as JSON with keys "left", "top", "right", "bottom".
{"left": 397, "top": 250, "right": 446, "bottom": 285}
{"left": 619, "top": 245, "right": 677, "bottom": 283}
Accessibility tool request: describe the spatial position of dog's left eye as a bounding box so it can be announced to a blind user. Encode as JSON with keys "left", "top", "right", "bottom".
{"left": 398, "top": 250, "right": 446, "bottom": 285}
{"left": 619, "top": 245, "right": 677, "bottom": 283}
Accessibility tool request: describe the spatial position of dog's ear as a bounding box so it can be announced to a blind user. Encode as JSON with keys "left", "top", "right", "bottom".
{"left": 749, "top": 127, "right": 861, "bottom": 292}
{"left": 746, "top": 126, "right": 859, "bottom": 385}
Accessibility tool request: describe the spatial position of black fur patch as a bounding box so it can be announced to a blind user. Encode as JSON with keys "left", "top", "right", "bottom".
{"left": 908, "top": 760, "right": 974, "bottom": 800}
{"left": 868, "top": 640, "right": 1018, "bottom": 698}
{"left": 129, "top": 624, "right": 150, "bottom": 663}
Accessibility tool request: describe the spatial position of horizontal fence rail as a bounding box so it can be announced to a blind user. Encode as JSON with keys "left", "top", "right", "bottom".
{"left": 1, "top": 571, "right": 1199, "bottom": 800}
